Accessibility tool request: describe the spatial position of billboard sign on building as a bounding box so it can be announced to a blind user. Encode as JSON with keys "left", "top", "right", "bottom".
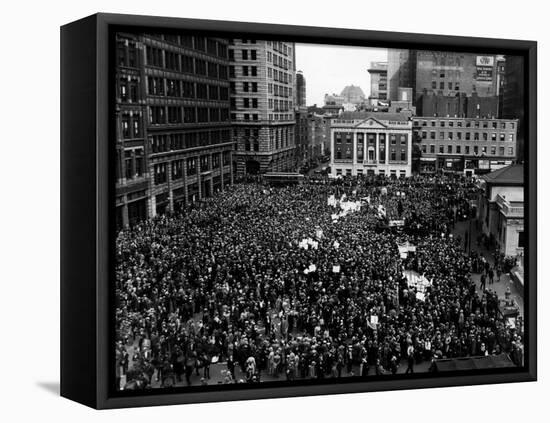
{"left": 476, "top": 56, "right": 494, "bottom": 82}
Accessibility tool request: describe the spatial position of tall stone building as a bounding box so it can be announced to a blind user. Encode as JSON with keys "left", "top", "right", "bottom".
{"left": 367, "top": 62, "right": 388, "bottom": 105}
{"left": 296, "top": 70, "right": 306, "bottom": 107}
{"left": 229, "top": 39, "right": 297, "bottom": 175}
{"left": 114, "top": 32, "right": 234, "bottom": 228}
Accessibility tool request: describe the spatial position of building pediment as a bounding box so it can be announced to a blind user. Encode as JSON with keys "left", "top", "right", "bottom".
{"left": 353, "top": 117, "right": 387, "bottom": 129}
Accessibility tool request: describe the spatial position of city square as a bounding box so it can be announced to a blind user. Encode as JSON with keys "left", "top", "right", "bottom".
{"left": 114, "top": 34, "right": 526, "bottom": 390}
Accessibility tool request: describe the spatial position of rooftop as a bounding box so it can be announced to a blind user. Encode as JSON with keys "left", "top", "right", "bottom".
{"left": 368, "top": 62, "right": 388, "bottom": 72}
{"left": 481, "top": 164, "right": 524, "bottom": 185}
{"left": 339, "top": 111, "right": 411, "bottom": 122}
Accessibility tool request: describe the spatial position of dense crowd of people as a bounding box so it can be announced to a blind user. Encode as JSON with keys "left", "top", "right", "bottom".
{"left": 115, "top": 174, "right": 524, "bottom": 390}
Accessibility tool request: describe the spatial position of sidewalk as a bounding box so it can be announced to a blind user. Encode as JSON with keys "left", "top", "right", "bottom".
{"left": 452, "top": 219, "right": 524, "bottom": 316}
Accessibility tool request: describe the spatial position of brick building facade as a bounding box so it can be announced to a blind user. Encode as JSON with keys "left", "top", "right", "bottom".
{"left": 367, "top": 61, "right": 388, "bottom": 105}
{"left": 412, "top": 116, "right": 518, "bottom": 175}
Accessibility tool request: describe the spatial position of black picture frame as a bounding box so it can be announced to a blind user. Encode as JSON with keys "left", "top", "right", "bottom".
{"left": 61, "top": 12, "right": 537, "bottom": 409}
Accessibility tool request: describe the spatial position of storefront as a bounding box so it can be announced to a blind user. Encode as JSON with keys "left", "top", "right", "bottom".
{"left": 419, "top": 157, "right": 436, "bottom": 174}
{"left": 437, "top": 156, "right": 464, "bottom": 173}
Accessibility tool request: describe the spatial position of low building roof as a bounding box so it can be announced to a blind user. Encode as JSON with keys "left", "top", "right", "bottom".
{"left": 339, "top": 111, "right": 410, "bottom": 122}
{"left": 481, "top": 163, "right": 524, "bottom": 185}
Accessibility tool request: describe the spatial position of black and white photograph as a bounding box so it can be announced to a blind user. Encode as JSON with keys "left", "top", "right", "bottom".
{"left": 3, "top": 0, "right": 549, "bottom": 419}
{"left": 113, "top": 32, "right": 528, "bottom": 392}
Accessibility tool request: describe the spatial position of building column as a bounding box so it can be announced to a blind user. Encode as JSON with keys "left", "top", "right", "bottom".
{"left": 375, "top": 133, "right": 379, "bottom": 163}
{"left": 351, "top": 132, "right": 357, "bottom": 167}
{"left": 167, "top": 162, "right": 174, "bottom": 214}
{"left": 182, "top": 158, "right": 189, "bottom": 207}
{"left": 363, "top": 132, "right": 367, "bottom": 164}
{"left": 330, "top": 128, "right": 335, "bottom": 167}
{"left": 197, "top": 172, "right": 202, "bottom": 200}
{"left": 385, "top": 131, "right": 390, "bottom": 164}
{"left": 229, "top": 152, "right": 234, "bottom": 185}
{"left": 407, "top": 133, "right": 412, "bottom": 176}
{"left": 122, "top": 200, "right": 129, "bottom": 228}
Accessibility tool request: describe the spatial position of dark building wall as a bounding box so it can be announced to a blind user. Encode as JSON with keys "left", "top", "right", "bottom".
{"left": 387, "top": 49, "right": 417, "bottom": 102}
{"left": 115, "top": 33, "right": 234, "bottom": 227}
{"left": 296, "top": 72, "right": 306, "bottom": 107}
{"left": 502, "top": 55, "right": 525, "bottom": 162}
{"left": 418, "top": 92, "right": 499, "bottom": 119}
{"left": 307, "top": 114, "right": 331, "bottom": 162}
{"left": 295, "top": 109, "right": 309, "bottom": 163}
{"left": 389, "top": 50, "right": 501, "bottom": 108}
{"left": 415, "top": 51, "right": 499, "bottom": 101}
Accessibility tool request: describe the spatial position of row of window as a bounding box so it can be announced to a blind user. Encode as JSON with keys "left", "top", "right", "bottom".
{"left": 431, "top": 81, "right": 461, "bottom": 91}
{"left": 121, "top": 112, "right": 143, "bottom": 139}
{"left": 267, "top": 67, "right": 292, "bottom": 84}
{"left": 335, "top": 168, "right": 407, "bottom": 178}
{"left": 266, "top": 51, "right": 291, "bottom": 70}
{"left": 229, "top": 49, "right": 258, "bottom": 61}
{"left": 414, "top": 119, "right": 515, "bottom": 130}
{"left": 267, "top": 98, "right": 292, "bottom": 112}
{"left": 149, "top": 129, "right": 231, "bottom": 154}
{"left": 229, "top": 65, "right": 258, "bottom": 78}
{"left": 146, "top": 35, "right": 228, "bottom": 58}
{"left": 149, "top": 106, "right": 230, "bottom": 125}
{"left": 232, "top": 97, "right": 292, "bottom": 112}
{"left": 335, "top": 132, "right": 408, "bottom": 146}
{"left": 268, "top": 41, "right": 291, "bottom": 56}
{"left": 269, "top": 83, "right": 293, "bottom": 98}
{"left": 230, "top": 81, "right": 258, "bottom": 93}
{"left": 119, "top": 77, "right": 140, "bottom": 102}
{"left": 118, "top": 148, "right": 145, "bottom": 181}
{"left": 147, "top": 76, "right": 229, "bottom": 101}
{"left": 421, "top": 144, "right": 514, "bottom": 156}
{"left": 153, "top": 152, "right": 230, "bottom": 184}
{"left": 418, "top": 130, "right": 515, "bottom": 142}
{"left": 231, "top": 97, "right": 259, "bottom": 109}
{"left": 267, "top": 113, "right": 293, "bottom": 121}
{"left": 237, "top": 127, "right": 292, "bottom": 151}
{"left": 117, "top": 38, "right": 140, "bottom": 68}
{"left": 335, "top": 146, "right": 407, "bottom": 162}
{"left": 145, "top": 46, "right": 229, "bottom": 79}
{"left": 153, "top": 172, "right": 232, "bottom": 211}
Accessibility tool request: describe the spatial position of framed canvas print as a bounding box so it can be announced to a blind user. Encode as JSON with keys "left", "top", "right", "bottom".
{"left": 60, "top": 13, "right": 537, "bottom": 409}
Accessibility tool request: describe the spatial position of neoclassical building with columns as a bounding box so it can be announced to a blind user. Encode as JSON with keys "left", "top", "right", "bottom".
{"left": 330, "top": 112, "right": 413, "bottom": 178}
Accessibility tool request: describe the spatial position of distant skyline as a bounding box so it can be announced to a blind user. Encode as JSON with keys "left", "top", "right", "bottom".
{"left": 295, "top": 43, "right": 388, "bottom": 107}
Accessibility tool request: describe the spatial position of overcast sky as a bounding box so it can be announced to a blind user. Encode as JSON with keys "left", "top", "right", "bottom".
{"left": 295, "top": 43, "right": 388, "bottom": 107}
